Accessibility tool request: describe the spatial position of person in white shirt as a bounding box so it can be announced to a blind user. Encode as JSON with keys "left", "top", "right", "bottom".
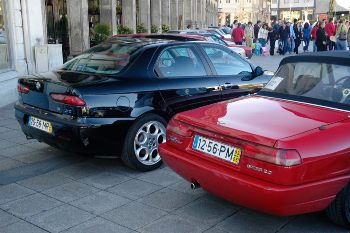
{"left": 258, "top": 24, "right": 269, "bottom": 47}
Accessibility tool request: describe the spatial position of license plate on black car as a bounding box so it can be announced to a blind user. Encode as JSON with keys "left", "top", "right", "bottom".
{"left": 192, "top": 135, "right": 241, "bottom": 164}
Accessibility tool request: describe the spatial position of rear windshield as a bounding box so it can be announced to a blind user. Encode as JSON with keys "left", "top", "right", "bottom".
{"left": 61, "top": 42, "right": 142, "bottom": 75}
{"left": 260, "top": 62, "right": 350, "bottom": 109}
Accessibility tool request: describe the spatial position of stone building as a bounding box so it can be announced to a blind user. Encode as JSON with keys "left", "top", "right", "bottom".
{"left": 271, "top": 0, "right": 315, "bottom": 22}
{"left": 0, "top": 0, "right": 218, "bottom": 107}
{"left": 218, "top": 0, "right": 271, "bottom": 25}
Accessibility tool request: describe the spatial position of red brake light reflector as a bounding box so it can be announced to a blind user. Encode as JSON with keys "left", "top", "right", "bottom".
{"left": 50, "top": 93, "right": 86, "bottom": 106}
{"left": 167, "top": 118, "right": 192, "bottom": 137}
{"left": 244, "top": 144, "right": 301, "bottom": 167}
{"left": 17, "top": 83, "right": 29, "bottom": 94}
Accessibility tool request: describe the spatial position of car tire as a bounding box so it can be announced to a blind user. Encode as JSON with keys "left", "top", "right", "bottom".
{"left": 326, "top": 183, "right": 350, "bottom": 228}
{"left": 121, "top": 113, "right": 167, "bottom": 171}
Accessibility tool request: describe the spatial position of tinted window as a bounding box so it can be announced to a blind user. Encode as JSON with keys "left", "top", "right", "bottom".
{"left": 262, "top": 62, "right": 350, "bottom": 106}
{"left": 61, "top": 42, "right": 142, "bottom": 75}
{"left": 155, "top": 46, "right": 207, "bottom": 78}
{"left": 203, "top": 46, "right": 252, "bottom": 75}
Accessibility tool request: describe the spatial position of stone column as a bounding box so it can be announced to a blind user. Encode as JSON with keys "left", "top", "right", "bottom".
{"left": 151, "top": 0, "right": 162, "bottom": 32}
{"left": 170, "top": 0, "right": 179, "bottom": 30}
{"left": 178, "top": 0, "right": 185, "bottom": 29}
{"left": 139, "top": 0, "right": 151, "bottom": 33}
{"left": 100, "top": 0, "right": 117, "bottom": 35}
{"left": 67, "top": 0, "right": 89, "bottom": 57}
{"left": 184, "top": 0, "right": 193, "bottom": 28}
{"left": 162, "top": 0, "right": 171, "bottom": 27}
{"left": 122, "top": 0, "right": 136, "bottom": 33}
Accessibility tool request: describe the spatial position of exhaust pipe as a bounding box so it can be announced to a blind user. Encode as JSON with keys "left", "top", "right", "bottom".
{"left": 190, "top": 181, "right": 200, "bottom": 190}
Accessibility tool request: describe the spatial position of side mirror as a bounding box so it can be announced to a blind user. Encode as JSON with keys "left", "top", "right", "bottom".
{"left": 254, "top": 66, "right": 264, "bottom": 77}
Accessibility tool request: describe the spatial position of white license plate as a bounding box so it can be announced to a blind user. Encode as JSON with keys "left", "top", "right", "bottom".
{"left": 28, "top": 116, "right": 52, "bottom": 134}
{"left": 192, "top": 135, "right": 241, "bottom": 165}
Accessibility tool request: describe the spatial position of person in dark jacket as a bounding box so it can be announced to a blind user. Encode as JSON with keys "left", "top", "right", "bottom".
{"left": 254, "top": 20, "right": 261, "bottom": 40}
{"left": 278, "top": 22, "right": 290, "bottom": 55}
{"left": 293, "top": 19, "right": 301, "bottom": 54}
{"left": 267, "top": 27, "right": 278, "bottom": 56}
{"left": 316, "top": 21, "right": 327, "bottom": 51}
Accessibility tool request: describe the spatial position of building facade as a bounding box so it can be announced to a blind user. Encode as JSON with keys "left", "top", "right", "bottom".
{"left": 271, "top": 0, "right": 315, "bottom": 22}
{"left": 315, "top": 0, "right": 350, "bottom": 21}
{"left": 218, "top": 0, "right": 271, "bottom": 25}
{"left": 0, "top": 0, "right": 218, "bottom": 107}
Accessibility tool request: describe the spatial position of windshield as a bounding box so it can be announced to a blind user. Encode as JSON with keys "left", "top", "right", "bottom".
{"left": 260, "top": 62, "right": 350, "bottom": 108}
{"left": 61, "top": 42, "right": 142, "bottom": 75}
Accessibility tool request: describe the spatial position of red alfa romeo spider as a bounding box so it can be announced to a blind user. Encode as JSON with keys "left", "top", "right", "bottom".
{"left": 159, "top": 51, "right": 350, "bottom": 228}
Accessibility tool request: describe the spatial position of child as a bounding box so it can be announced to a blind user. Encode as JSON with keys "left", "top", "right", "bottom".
{"left": 253, "top": 39, "right": 262, "bottom": 56}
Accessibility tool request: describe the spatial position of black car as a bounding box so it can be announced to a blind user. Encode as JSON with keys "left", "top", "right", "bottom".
{"left": 15, "top": 37, "right": 271, "bottom": 171}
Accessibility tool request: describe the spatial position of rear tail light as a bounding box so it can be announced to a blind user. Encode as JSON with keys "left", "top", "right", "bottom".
{"left": 244, "top": 144, "right": 302, "bottom": 167}
{"left": 50, "top": 93, "right": 86, "bottom": 106}
{"left": 17, "top": 83, "right": 29, "bottom": 94}
{"left": 167, "top": 118, "right": 192, "bottom": 137}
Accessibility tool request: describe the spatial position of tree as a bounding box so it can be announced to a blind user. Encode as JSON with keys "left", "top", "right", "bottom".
{"left": 329, "top": 0, "right": 335, "bottom": 18}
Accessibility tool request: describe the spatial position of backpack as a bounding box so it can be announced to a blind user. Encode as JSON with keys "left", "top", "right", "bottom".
{"left": 338, "top": 25, "right": 347, "bottom": 40}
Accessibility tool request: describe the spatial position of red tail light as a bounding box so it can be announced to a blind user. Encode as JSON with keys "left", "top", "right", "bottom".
{"left": 17, "top": 83, "right": 29, "bottom": 94}
{"left": 50, "top": 93, "right": 86, "bottom": 106}
{"left": 167, "top": 118, "right": 192, "bottom": 137}
{"left": 244, "top": 144, "right": 302, "bottom": 167}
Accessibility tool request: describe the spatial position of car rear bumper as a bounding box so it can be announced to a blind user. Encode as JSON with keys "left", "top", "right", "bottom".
{"left": 159, "top": 144, "right": 349, "bottom": 216}
{"left": 15, "top": 102, "right": 134, "bottom": 155}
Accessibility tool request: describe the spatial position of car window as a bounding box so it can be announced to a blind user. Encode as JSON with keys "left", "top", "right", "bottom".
{"left": 210, "top": 36, "right": 226, "bottom": 46}
{"left": 202, "top": 46, "right": 252, "bottom": 75}
{"left": 261, "top": 62, "right": 350, "bottom": 107}
{"left": 155, "top": 46, "right": 207, "bottom": 78}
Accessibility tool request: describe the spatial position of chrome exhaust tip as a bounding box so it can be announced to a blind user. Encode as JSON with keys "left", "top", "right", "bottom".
{"left": 190, "top": 181, "right": 200, "bottom": 190}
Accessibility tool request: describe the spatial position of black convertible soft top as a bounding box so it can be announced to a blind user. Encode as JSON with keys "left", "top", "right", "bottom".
{"left": 279, "top": 51, "right": 350, "bottom": 67}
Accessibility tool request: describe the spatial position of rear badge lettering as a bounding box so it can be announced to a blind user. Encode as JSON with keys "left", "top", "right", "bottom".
{"left": 247, "top": 164, "right": 272, "bottom": 175}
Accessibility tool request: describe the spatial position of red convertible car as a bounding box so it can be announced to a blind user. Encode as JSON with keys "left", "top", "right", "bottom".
{"left": 159, "top": 51, "right": 350, "bottom": 228}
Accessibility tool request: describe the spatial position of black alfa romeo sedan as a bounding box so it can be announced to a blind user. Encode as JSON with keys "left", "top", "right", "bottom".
{"left": 15, "top": 37, "right": 271, "bottom": 171}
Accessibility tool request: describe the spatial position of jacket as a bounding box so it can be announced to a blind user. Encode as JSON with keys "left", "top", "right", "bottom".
{"left": 232, "top": 27, "right": 244, "bottom": 43}
{"left": 254, "top": 24, "right": 260, "bottom": 39}
{"left": 302, "top": 27, "right": 311, "bottom": 39}
{"left": 279, "top": 26, "right": 290, "bottom": 40}
{"left": 316, "top": 28, "right": 327, "bottom": 46}
{"left": 244, "top": 26, "right": 253, "bottom": 40}
{"left": 258, "top": 28, "right": 268, "bottom": 40}
{"left": 311, "top": 25, "right": 318, "bottom": 40}
{"left": 325, "top": 22, "right": 336, "bottom": 37}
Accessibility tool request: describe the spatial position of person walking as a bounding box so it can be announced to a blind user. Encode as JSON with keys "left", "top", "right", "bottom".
{"left": 232, "top": 23, "right": 245, "bottom": 45}
{"left": 316, "top": 21, "right": 327, "bottom": 51}
{"left": 293, "top": 19, "right": 302, "bottom": 54}
{"left": 244, "top": 22, "right": 254, "bottom": 48}
{"left": 347, "top": 21, "right": 350, "bottom": 50}
{"left": 268, "top": 27, "right": 278, "bottom": 56}
{"left": 325, "top": 17, "right": 336, "bottom": 50}
{"left": 258, "top": 23, "right": 269, "bottom": 47}
{"left": 278, "top": 22, "right": 290, "bottom": 55}
{"left": 254, "top": 20, "right": 261, "bottom": 41}
{"left": 336, "top": 19, "right": 348, "bottom": 50}
{"left": 302, "top": 22, "right": 311, "bottom": 52}
{"left": 287, "top": 21, "right": 295, "bottom": 54}
{"left": 311, "top": 22, "right": 319, "bottom": 52}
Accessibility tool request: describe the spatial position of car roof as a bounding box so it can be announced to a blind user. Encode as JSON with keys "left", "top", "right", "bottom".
{"left": 280, "top": 51, "right": 350, "bottom": 67}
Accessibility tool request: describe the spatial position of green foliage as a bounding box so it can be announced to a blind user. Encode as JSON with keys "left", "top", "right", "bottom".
{"left": 58, "top": 15, "right": 69, "bottom": 39}
{"left": 88, "top": 0, "right": 99, "bottom": 14}
{"left": 151, "top": 25, "right": 159, "bottom": 33}
{"left": 117, "top": 25, "right": 134, "bottom": 34}
{"left": 116, "top": 4, "right": 123, "bottom": 15}
{"left": 136, "top": 23, "right": 147, "bottom": 33}
{"left": 162, "top": 24, "right": 170, "bottom": 33}
{"left": 94, "top": 23, "right": 111, "bottom": 44}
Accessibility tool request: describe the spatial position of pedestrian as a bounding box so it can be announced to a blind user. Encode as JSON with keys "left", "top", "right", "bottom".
{"left": 278, "top": 22, "right": 290, "bottom": 55}
{"left": 293, "top": 19, "right": 301, "bottom": 54}
{"left": 287, "top": 21, "right": 294, "bottom": 54}
{"left": 258, "top": 23, "right": 268, "bottom": 47}
{"left": 336, "top": 19, "right": 348, "bottom": 50}
{"left": 302, "top": 22, "right": 311, "bottom": 52}
{"left": 316, "top": 21, "right": 327, "bottom": 51}
{"left": 244, "top": 22, "right": 254, "bottom": 48}
{"left": 254, "top": 20, "right": 261, "bottom": 41}
{"left": 325, "top": 17, "right": 336, "bottom": 50}
{"left": 232, "top": 20, "right": 238, "bottom": 30}
{"left": 232, "top": 23, "right": 244, "bottom": 45}
{"left": 267, "top": 27, "right": 278, "bottom": 56}
{"left": 311, "top": 21, "right": 319, "bottom": 52}
{"left": 253, "top": 39, "right": 262, "bottom": 56}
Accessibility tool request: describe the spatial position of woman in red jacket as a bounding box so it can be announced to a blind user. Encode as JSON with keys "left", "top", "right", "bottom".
{"left": 311, "top": 22, "right": 319, "bottom": 52}
{"left": 232, "top": 23, "right": 245, "bottom": 45}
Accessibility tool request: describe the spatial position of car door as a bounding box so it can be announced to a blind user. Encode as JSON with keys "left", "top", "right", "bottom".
{"left": 200, "top": 44, "right": 266, "bottom": 100}
{"left": 154, "top": 44, "right": 221, "bottom": 115}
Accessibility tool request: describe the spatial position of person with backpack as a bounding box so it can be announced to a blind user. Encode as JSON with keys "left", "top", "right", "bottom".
{"left": 336, "top": 19, "right": 348, "bottom": 50}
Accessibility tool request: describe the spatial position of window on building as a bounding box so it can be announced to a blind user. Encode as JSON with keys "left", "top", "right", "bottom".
{"left": 294, "top": 0, "right": 299, "bottom": 3}
{"left": 284, "top": 0, "right": 289, "bottom": 3}
{"left": 0, "top": 0, "right": 9, "bottom": 70}
{"left": 272, "top": 0, "right": 277, "bottom": 3}
{"left": 226, "top": 0, "right": 230, "bottom": 3}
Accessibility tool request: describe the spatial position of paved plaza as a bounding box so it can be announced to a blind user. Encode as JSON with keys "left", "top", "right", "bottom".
{"left": 0, "top": 53, "right": 349, "bottom": 233}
